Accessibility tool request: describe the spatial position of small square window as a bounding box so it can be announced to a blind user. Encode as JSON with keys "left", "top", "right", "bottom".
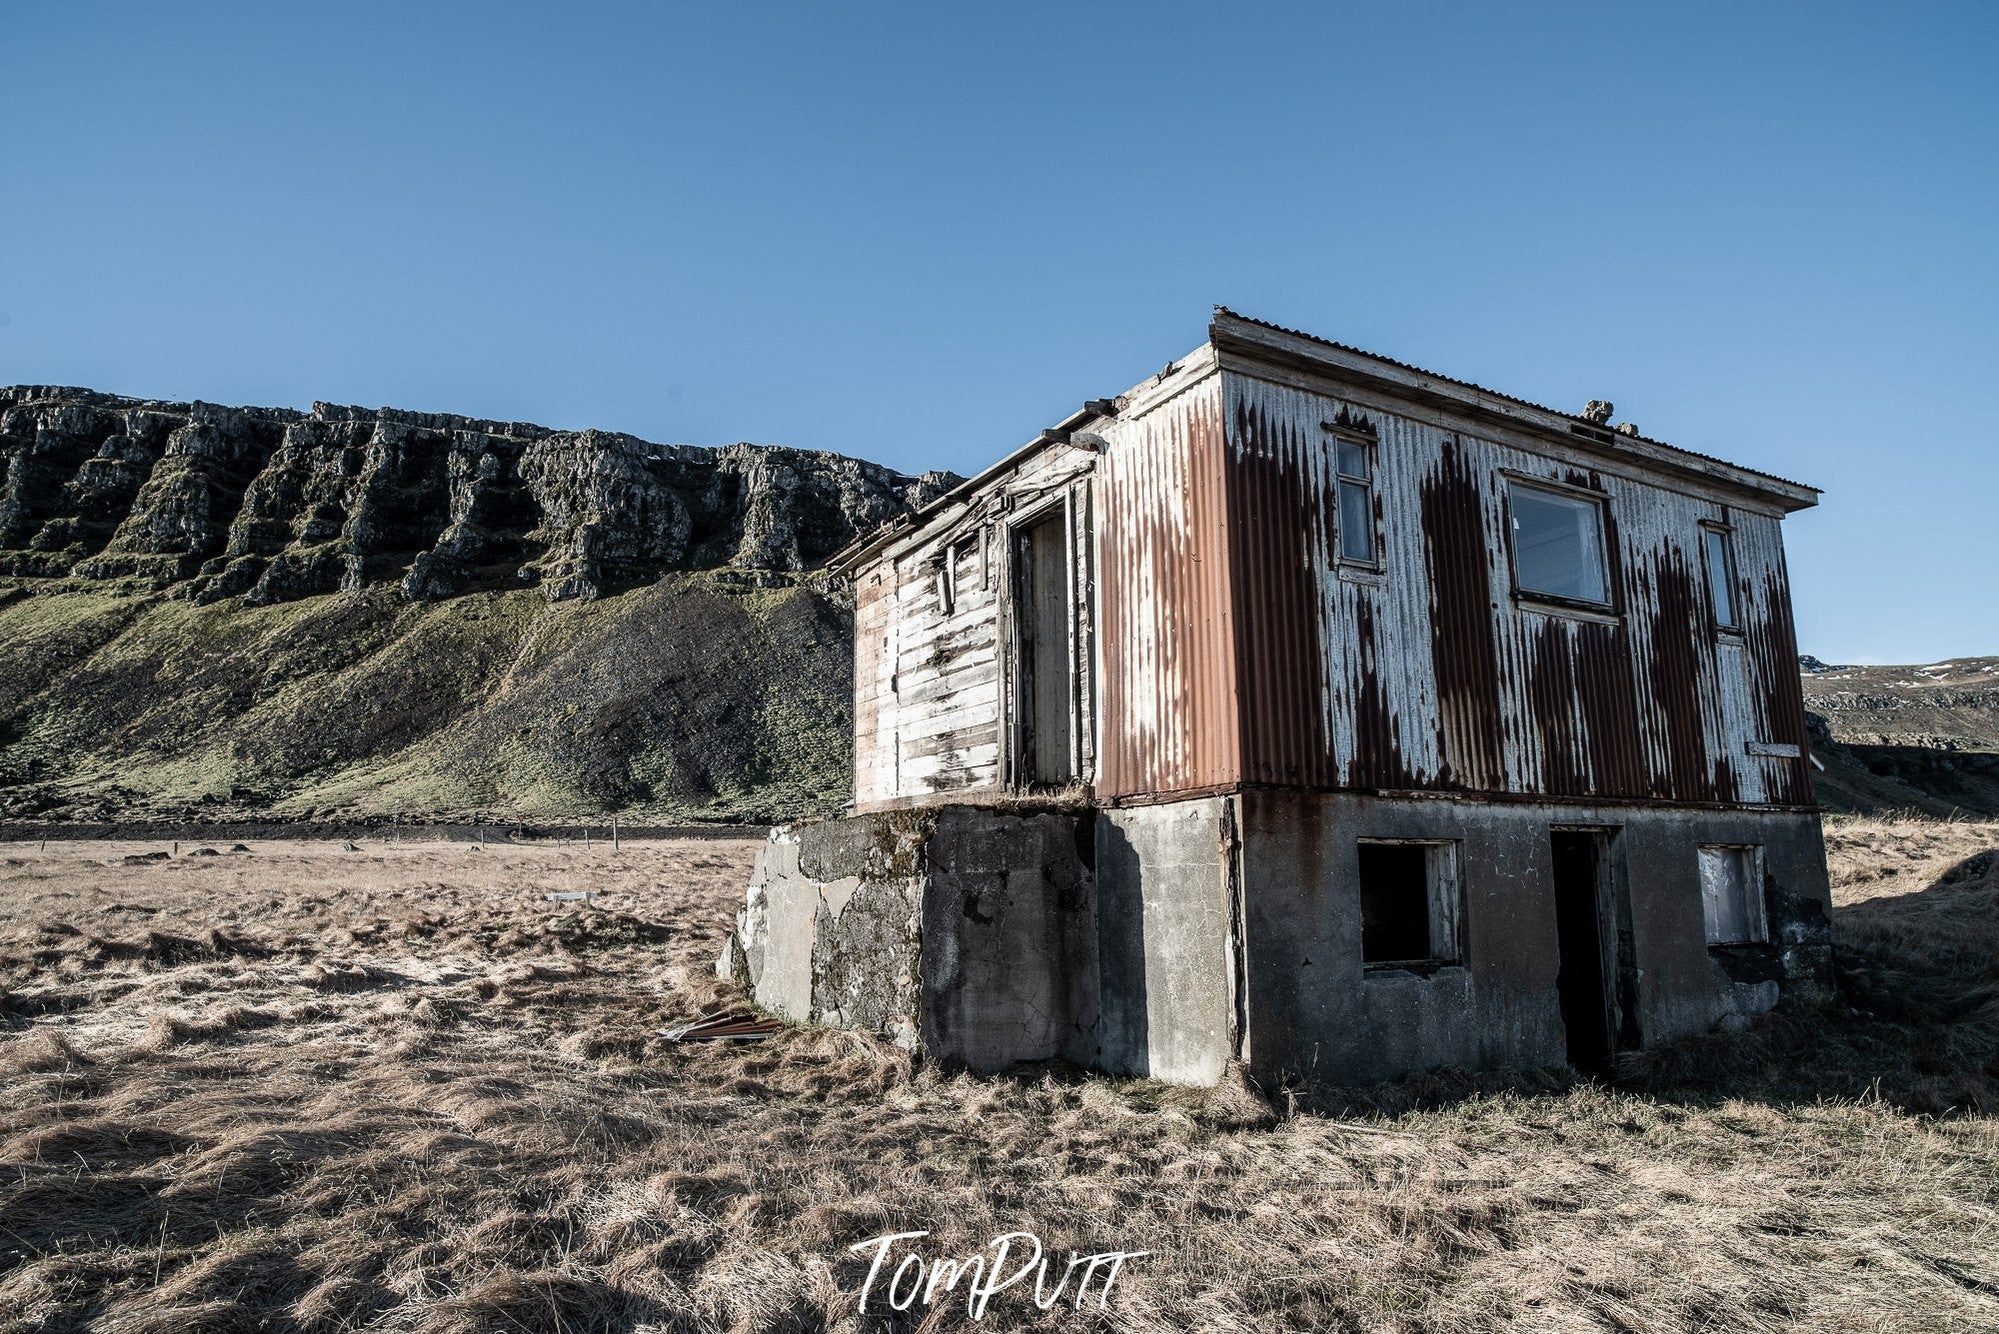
{"left": 1699, "top": 844, "right": 1766, "bottom": 945}
{"left": 1703, "top": 526, "right": 1738, "bottom": 631}
{"left": 1508, "top": 481, "right": 1610, "bottom": 606}
{"left": 1359, "top": 841, "right": 1461, "bottom": 965}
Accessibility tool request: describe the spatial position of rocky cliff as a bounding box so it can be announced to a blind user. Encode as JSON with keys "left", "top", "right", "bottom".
{"left": 0, "top": 385, "right": 956, "bottom": 825}
{"left": 0, "top": 385, "right": 954, "bottom": 602}
{"left": 1800, "top": 657, "right": 1999, "bottom": 752}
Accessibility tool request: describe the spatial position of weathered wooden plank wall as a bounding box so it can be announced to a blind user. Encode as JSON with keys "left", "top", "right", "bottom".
{"left": 851, "top": 440, "right": 1098, "bottom": 810}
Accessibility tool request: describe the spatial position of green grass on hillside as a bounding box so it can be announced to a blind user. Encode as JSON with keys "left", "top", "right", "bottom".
{"left": 0, "top": 576, "right": 855, "bottom": 824}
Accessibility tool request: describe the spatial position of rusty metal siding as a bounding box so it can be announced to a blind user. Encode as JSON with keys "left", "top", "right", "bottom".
{"left": 1735, "top": 513, "right": 1815, "bottom": 805}
{"left": 1095, "top": 374, "right": 1241, "bottom": 800}
{"left": 1222, "top": 371, "right": 1810, "bottom": 807}
{"left": 853, "top": 344, "right": 1811, "bottom": 813}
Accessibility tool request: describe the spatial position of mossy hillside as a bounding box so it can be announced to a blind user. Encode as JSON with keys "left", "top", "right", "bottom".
{"left": 0, "top": 575, "right": 855, "bottom": 823}
{"left": 0, "top": 590, "right": 152, "bottom": 717}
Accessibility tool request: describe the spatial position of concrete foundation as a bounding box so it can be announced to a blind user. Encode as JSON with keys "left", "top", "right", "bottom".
{"left": 729, "top": 806, "right": 1098, "bottom": 1071}
{"left": 1093, "top": 800, "right": 1239, "bottom": 1084}
{"left": 725, "top": 793, "right": 1833, "bottom": 1087}
{"left": 1235, "top": 791, "right": 1832, "bottom": 1085}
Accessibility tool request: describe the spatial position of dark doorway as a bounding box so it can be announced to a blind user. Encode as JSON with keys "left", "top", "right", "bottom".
{"left": 1012, "top": 508, "right": 1074, "bottom": 786}
{"left": 1549, "top": 831, "right": 1614, "bottom": 1073}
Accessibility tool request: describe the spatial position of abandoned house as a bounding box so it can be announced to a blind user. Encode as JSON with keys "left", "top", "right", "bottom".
{"left": 721, "top": 308, "right": 1832, "bottom": 1086}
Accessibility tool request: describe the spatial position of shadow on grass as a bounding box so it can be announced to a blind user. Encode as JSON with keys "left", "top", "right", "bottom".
{"left": 1609, "top": 847, "right": 1998, "bottom": 1118}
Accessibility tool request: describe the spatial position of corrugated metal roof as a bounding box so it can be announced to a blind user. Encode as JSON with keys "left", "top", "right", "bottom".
{"left": 1211, "top": 307, "right": 1818, "bottom": 497}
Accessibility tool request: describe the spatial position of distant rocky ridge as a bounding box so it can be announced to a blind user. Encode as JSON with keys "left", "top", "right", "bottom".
{"left": 0, "top": 385, "right": 957, "bottom": 826}
{"left": 1800, "top": 656, "right": 1999, "bottom": 752}
{"left": 1799, "top": 655, "right": 1999, "bottom": 816}
{"left": 0, "top": 385, "right": 956, "bottom": 604}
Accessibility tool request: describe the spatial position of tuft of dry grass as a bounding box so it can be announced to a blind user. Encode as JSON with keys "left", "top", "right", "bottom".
{"left": 0, "top": 825, "right": 1995, "bottom": 1331}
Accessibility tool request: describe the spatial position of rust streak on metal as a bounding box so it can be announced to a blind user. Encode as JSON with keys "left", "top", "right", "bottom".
{"left": 1748, "top": 562, "right": 1814, "bottom": 806}
{"left": 1095, "top": 378, "right": 1238, "bottom": 799}
{"left": 1348, "top": 598, "right": 1417, "bottom": 787}
{"left": 1420, "top": 436, "right": 1504, "bottom": 791}
{"left": 1527, "top": 621, "right": 1588, "bottom": 795}
{"left": 1643, "top": 550, "right": 1722, "bottom": 801}
{"left": 1575, "top": 619, "right": 1646, "bottom": 795}
{"left": 1229, "top": 394, "right": 1332, "bottom": 786}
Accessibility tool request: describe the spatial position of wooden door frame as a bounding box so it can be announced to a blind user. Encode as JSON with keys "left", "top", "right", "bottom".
{"left": 1001, "top": 491, "right": 1081, "bottom": 791}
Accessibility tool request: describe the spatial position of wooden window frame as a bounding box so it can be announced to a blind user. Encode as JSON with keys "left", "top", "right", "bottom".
{"left": 1358, "top": 838, "right": 1465, "bottom": 971}
{"left": 1700, "top": 519, "right": 1742, "bottom": 637}
{"left": 1699, "top": 843, "right": 1769, "bottom": 947}
{"left": 1501, "top": 474, "right": 1618, "bottom": 616}
{"left": 1328, "top": 428, "right": 1382, "bottom": 571}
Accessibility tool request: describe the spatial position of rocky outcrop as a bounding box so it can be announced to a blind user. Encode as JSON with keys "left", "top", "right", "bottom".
{"left": 1800, "top": 657, "right": 1999, "bottom": 753}
{"left": 0, "top": 386, "right": 956, "bottom": 604}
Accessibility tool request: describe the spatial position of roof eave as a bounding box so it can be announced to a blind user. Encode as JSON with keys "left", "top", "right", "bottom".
{"left": 1210, "top": 309, "right": 1821, "bottom": 513}
{"left": 827, "top": 402, "right": 1113, "bottom": 575}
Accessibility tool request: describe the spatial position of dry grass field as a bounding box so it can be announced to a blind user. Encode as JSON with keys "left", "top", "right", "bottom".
{"left": 1, "top": 820, "right": 1995, "bottom": 1332}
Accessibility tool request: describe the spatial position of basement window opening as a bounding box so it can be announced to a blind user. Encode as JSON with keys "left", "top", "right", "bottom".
{"left": 1702, "top": 523, "right": 1739, "bottom": 632}
{"left": 1359, "top": 840, "right": 1461, "bottom": 967}
{"left": 1334, "top": 438, "right": 1377, "bottom": 564}
{"left": 1507, "top": 480, "right": 1611, "bottom": 607}
{"left": 1699, "top": 844, "right": 1767, "bottom": 945}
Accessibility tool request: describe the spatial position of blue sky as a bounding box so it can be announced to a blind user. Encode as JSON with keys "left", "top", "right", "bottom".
{"left": 3, "top": 2, "right": 1992, "bottom": 662}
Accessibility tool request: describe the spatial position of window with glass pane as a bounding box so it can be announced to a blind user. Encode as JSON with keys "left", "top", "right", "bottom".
{"left": 1704, "top": 527, "right": 1737, "bottom": 629}
{"left": 1335, "top": 440, "right": 1375, "bottom": 563}
{"left": 1699, "top": 844, "right": 1766, "bottom": 944}
{"left": 1508, "top": 482, "right": 1609, "bottom": 604}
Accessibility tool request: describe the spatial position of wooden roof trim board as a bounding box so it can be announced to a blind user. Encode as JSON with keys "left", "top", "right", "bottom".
{"left": 827, "top": 350, "right": 1222, "bottom": 576}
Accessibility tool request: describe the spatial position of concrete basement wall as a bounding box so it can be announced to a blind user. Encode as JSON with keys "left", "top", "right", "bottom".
{"left": 921, "top": 807, "right": 1099, "bottom": 1072}
{"left": 726, "top": 793, "right": 1831, "bottom": 1088}
{"left": 1094, "top": 800, "right": 1239, "bottom": 1085}
{"left": 730, "top": 813, "right": 928, "bottom": 1050}
{"left": 728, "top": 805, "right": 1100, "bottom": 1071}
{"left": 1237, "top": 791, "right": 1832, "bottom": 1085}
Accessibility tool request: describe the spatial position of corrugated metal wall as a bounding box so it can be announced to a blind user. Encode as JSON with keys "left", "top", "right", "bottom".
{"left": 1223, "top": 372, "right": 1813, "bottom": 807}
{"left": 1094, "top": 374, "right": 1242, "bottom": 800}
